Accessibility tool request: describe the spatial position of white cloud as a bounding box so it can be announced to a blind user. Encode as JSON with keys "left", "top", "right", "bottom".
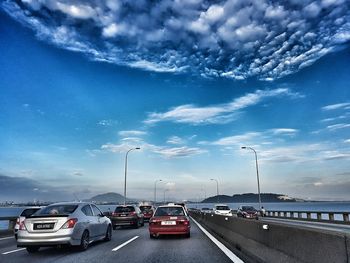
{"left": 322, "top": 102, "right": 350, "bottom": 111}
{"left": 3, "top": 0, "right": 350, "bottom": 80}
{"left": 152, "top": 146, "right": 206, "bottom": 159}
{"left": 269, "top": 128, "right": 299, "bottom": 136}
{"left": 145, "top": 88, "right": 301, "bottom": 125}
{"left": 326, "top": 123, "right": 350, "bottom": 131}
{"left": 167, "top": 136, "right": 185, "bottom": 145}
{"left": 101, "top": 138, "right": 206, "bottom": 159}
{"left": 118, "top": 130, "right": 147, "bottom": 137}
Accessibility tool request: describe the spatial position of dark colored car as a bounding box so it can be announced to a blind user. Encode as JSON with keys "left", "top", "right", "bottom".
{"left": 139, "top": 205, "right": 154, "bottom": 221}
{"left": 110, "top": 205, "right": 144, "bottom": 229}
{"left": 237, "top": 206, "right": 259, "bottom": 219}
{"left": 149, "top": 205, "right": 190, "bottom": 238}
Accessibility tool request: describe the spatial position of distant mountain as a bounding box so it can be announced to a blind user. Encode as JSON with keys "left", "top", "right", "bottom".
{"left": 202, "top": 193, "right": 301, "bottom": 203}
{"left": 86, "top": 192, "right": 130, "bottom": 204}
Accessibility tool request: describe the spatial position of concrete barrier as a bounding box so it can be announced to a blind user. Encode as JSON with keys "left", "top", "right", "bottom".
{"left": 190, "top": 211, "right": 350, "bottom": 263}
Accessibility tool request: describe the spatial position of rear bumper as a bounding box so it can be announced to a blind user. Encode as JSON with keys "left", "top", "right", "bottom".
{"left": 111, "top": 217, "right": 138, "bottom": 226}
{"left": 17, "top": 229, "right": 80, "bottom": 247}
{"left": 149, "top": 225, "right": 190, "bottom": 235}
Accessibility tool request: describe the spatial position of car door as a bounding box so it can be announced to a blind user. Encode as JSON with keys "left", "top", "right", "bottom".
{"left": 81, "top": 205, "right": 97, "bottom": 238}
{"left": 91, "top": 205, "right": 105, "bottom": 236}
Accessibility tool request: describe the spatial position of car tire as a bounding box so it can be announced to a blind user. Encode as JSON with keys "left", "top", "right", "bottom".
{"left": 104, "top": 225, "right": 112, "bottom": 241}
{"left": 134, "top": 220, "right": 139, "bottom": 229}
{"left": 150, "top": 234, "right": 154, "bottom": 239}
{"left": 113, "top": 225, "right": 117, "bottom": 230}
{"left": 185, "top": 232, "right": 191, "bottom": 238}
{"left": 26, "top": 246, "right": 40, "bottom": 253}
{"left": 79, "top": 230, "right": 90, "bottom": 251}
{"left": 141, "top": 219, "right": 144, "bottom": 227}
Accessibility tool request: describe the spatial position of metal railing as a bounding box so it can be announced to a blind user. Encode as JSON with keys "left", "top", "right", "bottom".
{"left": 0, "top": 216, "right": 17, "bottom": 234}
{"left": 265, "top": 210, "right": 350, "bottom": 224}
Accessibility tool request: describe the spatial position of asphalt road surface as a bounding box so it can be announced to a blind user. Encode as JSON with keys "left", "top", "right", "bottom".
{"left": 0, "top": 218, "right": 243, "bottom": 263}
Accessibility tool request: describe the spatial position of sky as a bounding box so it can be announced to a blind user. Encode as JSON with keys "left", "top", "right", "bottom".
{"left": 0, "top": 0, "right": 349, "bottom": 202}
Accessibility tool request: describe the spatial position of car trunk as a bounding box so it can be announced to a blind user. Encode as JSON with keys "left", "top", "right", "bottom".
{"left": 24, "top": 215, "right": 69, "bottom": 233}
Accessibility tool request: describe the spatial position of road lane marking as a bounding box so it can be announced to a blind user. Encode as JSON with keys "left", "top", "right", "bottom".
{"left": 191, "top": 217, "right": 244, "bottom": 263}
{"left": 112, "top": 236, "right": 139, "bottom": 252}
{"left": 0, "top": 236, "right": 14, "bottom": 241}
{"left": 2, "top": 248, "right": 26, "bottom": 255}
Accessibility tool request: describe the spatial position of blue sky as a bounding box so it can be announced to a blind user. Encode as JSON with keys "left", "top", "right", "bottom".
{"left": 0, "top": 0, "right": 349, "bottom": 202}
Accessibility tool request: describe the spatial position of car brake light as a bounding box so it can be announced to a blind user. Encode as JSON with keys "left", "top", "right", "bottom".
{"left": 62, "top": 218, "right": 78, "bottom": 229}
{"left": 19, "top": 221, "right": 26, "bottom": 230}
{"left": 129, "top": 211, "right": 136, "bottom": 216}
{"left": 16, "top": 218, "right": 20, "bottom": 224}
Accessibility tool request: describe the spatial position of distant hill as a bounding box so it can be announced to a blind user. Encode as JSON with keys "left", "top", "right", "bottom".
{"left": 202, "top": 193, "right": 301, "bottom": 203}
{"left": 86, "top": 192, "right": 130, "bottom": 204}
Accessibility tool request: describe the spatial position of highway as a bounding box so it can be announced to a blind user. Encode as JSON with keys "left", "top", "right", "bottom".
{"left": 260, "top": 217, "right": 350, "bottom": 234}
{"left": 0, "top": 218, "right": 243, "bottom": 263}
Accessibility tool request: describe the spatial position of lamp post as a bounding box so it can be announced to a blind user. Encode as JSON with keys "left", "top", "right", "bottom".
{"left": 210, "top": 178, "right": 219, "bottom": 203}
{"left": 241, "top": 146, "right": 262, "bottom": 209}
{"left": 154, "top": 179, "right": 163, "bottom": 204}
{"left": 124, "top": 147, "right": 140, "bottom": 205}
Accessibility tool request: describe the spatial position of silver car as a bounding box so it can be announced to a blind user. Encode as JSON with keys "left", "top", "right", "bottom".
{"left": 17, "top": 202, "right": 112, "bottom": 253}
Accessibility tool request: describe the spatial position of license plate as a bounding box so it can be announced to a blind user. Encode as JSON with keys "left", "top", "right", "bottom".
{"left": 120, "top": 214, "right": 126, "bottom": 217}
{"left": 161, "top": 221, "right": 176, "bottom": 225}
{"left": 34, "top": 223, "right": 55, "bottom": 230}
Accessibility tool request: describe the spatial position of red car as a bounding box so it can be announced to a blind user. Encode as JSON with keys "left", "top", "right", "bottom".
{"left": 139, "top": 205, "right": 154, "bottom": 221}
{"left": 149, "top": 205, "right": 190, "bottom": 238}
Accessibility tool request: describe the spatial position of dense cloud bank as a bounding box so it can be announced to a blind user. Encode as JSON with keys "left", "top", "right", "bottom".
{"left": 2, "top": 0, "right": 350, "bottom": 80}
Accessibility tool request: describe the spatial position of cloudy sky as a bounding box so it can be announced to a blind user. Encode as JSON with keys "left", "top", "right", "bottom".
{"left": 0, "top": 0, "right": 349, "bottom": 202}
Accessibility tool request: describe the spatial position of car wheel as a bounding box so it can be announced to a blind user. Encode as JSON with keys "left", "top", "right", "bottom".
{"left": 150, "top": 234, "right": 154, "bottom": 239}
{"left": 134, "top": 220, "right": 139, "bottom": 229}
{"left": 141, "top": 219, "right": 144, "bottom": 227}
{"left": 79, "top": 230, "right": 90, "bottom": 251}
{"left": 112, "top": 225, "right": 117, "bottom": 230}
{"left": 26, "top": 246, "right": 40, "bottom": 253}
{"left": 104, "top": 225, "right": 112, "bottom": 241}
{"left": 185, "top": 232, "right": 191, "bottom": 238}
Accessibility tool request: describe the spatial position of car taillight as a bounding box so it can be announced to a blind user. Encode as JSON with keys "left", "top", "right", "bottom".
{"left": 19, "top": 221, "right": 26, "bottom": 230}
{"left": 62, "top": 218, "right": 78, "bottom": 229}
{"left": 149, "top": 219, "right": 160, "bottom": 225}
{"left": 129, "top": 211, "right": 136, "bottom": 216}
{"left": 178, "top": 219, "right": 190, "bottom": 225}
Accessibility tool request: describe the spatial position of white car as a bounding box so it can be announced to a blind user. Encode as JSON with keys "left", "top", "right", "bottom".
{"left": 213, "top": 204, "right": 233, "bottom": 216}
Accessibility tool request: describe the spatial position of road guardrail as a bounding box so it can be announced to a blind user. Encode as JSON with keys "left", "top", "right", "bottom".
{"left": 265, "top": 210, "right": 350, "bottom": 224}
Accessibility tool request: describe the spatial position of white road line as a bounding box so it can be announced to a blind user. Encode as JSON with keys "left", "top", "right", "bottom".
{"left": 191, "top": 217, "right": 244, "bottom": 263}
{"left": 112, "top": 236, "right": 139, "bottom": 252}
{"left": 0, "top": 236, "right": 14, "bottom": 241}
{"left": 2, "top": 248, "right": 26, "bottom": 255}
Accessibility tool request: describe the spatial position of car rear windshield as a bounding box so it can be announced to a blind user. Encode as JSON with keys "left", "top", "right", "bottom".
{"left": 34, "top": 205, "right": 78, "bottom": 216}
{"left": 140, "top": 206, "right": 152, "bottom": 212}
{"left": 154, "top": 207, "right": 185, "bottom": 216}
{"left": 216, "top": 206, "right": 230, "bottom": 210}
{"left": 114, "top": 206, "right": 135, "bottom": 213}
{"left": 20, "top": 208, "right": 40, "bottom": 217}
{"left": 242, "top": 206, "right": 256, "bottom": 211}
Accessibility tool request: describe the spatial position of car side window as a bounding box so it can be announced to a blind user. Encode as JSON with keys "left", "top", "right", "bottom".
{"left": 81, "top": 205, "right": 93, "bottom": 216}
{"left": 91, "top": 205, "right": 102, "bottom": 216}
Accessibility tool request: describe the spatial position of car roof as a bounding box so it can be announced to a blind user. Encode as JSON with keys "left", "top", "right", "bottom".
{"left": 215, "top": 204, "right": 229, "bottom": 207}
{"left": 157, "top": 205, "right": 184, "bottom": 208}
{"left": 47, "top": 202, "right": 91, "bottom": 206}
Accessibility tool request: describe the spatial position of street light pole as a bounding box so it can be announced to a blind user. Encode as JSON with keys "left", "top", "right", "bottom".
{"left": 154, "top": 179, "right": 163, "bottom": 204}
{"left": 210, "top": 179, "right": 219, "bottom": 203}
{"left": 124, "top": 147, "right": 140, "bottom": 205}
{"left": 241, "top": 146, "right": 262, "bottom": 209}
